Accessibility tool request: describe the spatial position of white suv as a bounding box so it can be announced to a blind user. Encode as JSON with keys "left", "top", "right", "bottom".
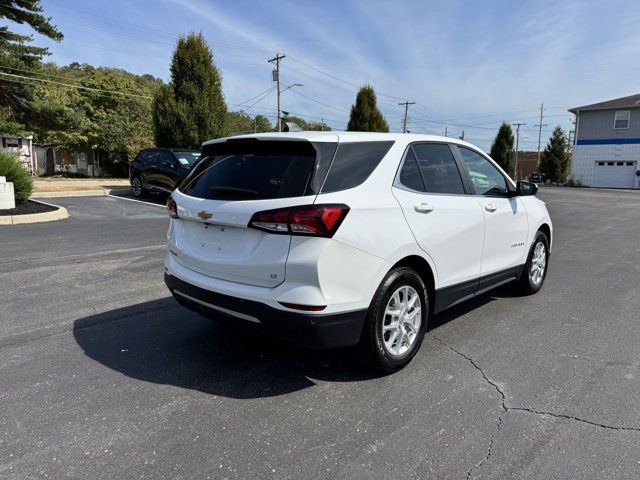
{"left": 164, "top": 132, "right": 552, "bottom": 372}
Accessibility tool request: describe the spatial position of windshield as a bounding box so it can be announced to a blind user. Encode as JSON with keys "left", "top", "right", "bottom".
{"left": 173, "top": 150, "right": 200, "bottom": 167}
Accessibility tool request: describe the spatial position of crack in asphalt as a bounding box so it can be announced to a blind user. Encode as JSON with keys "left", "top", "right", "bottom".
{"left": 508, "top": 407, "right": 640, "bottom": 432}
{"left": 427, "top": 331, "right": 640, "bottom": 479}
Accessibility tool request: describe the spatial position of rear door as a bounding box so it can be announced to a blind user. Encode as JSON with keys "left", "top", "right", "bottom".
{"left": 169, "top": 138, "right": 337, "bottom": 288}
{"left": 143, "top": 149, "right": 164, "bottom": 189}
{"left": 392, "top": 142, "right": 485, "bottom": 289}
{"left": 455, "top": 146, "right": 529, "bottom": 276}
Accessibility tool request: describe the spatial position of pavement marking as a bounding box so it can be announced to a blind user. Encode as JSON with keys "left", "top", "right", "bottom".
{"left": 107, "top": 193, "right": 167, "bottom": 208}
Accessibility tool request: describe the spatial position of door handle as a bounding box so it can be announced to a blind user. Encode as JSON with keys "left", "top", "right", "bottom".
{"left": 484, "top": 203, "right": 497, "bottom": 212}
{"left": 414, "top": 203, "right": 434, "bottom": 214}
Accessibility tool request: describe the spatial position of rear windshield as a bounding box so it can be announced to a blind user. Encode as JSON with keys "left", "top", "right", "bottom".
{"left": 178, "top": 139, "right": 394, "bottom": 200}
{"left": 180, "top": 140, "right": 318, "bottom": 200}
{"left": 173, "top": 150, "right": 200, "bottom": 167}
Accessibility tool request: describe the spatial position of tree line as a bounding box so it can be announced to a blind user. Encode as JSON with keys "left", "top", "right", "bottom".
{"left": 1, "top": 0, "right": 569, "bottom": 181}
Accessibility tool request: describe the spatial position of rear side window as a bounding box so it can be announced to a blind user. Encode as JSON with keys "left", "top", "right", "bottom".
{"left": 399, "top": 150, "right": 425, "bottom": 192}
{"left": 412, "top": 143, "right": 465, "bottom": 194}
{"left": 180, "top": 140, "right": 317, "bottom": 200}
{"left": 321, "top": 141, "right": 394, "bottom": 193}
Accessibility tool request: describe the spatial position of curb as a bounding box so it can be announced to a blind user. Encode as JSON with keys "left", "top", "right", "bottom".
{"left": 31, "top": 188, "right": 130, "bottom": 198}
{"left": 0, "top": 199, "right": 69, "bottom": 226}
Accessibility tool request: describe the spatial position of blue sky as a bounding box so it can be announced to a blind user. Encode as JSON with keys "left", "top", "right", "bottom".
{"left": 7, "top": 0, "right": 640, "bottom": 150}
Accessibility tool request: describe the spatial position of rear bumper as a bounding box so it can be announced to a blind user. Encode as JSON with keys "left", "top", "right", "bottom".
{"left": 164, "top": 273, "right": 367, "bottom": 349}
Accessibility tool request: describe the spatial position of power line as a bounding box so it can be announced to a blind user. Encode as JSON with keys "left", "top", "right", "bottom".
{"left": 0, "top": 71, "right": 153, "bottom": 99}
{"left": 288, "top": 88, "right": 349, "bottom": 113}
{"left": 229, "top": 86, "right": 277, "bottom": 107}
{"left": 0, "top": 63, "right": 152, "bottom": 94}
{"left": 241, "top": 87, "right": 276, "bottom": 112}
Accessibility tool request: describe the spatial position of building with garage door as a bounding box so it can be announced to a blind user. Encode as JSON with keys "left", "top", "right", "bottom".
{"left": 569, "top": 94, "right": 640, "bottom": 189}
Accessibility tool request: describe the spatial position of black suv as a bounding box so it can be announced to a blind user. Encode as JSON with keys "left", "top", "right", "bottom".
{"left": 528, "top": 171, "right": 545, "bottom": 183}
{"left": 130, "top": 148, "right": 200, "bottom": 198}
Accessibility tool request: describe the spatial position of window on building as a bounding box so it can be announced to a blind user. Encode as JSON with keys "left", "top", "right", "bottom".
{"left": 607, "top": 162, "right": 614, "bottom": 166}
{"left": 614, "top": 111, "right": 630, "bottom": 129}
{"left": 626, "top": 162, "right": 634, "bottom": 166}
{"left": 598, "top": 162, "right": 605, "bottom": 166}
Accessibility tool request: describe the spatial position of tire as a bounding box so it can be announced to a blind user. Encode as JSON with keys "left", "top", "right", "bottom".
{"left": 131, "top": 176, "right": 147, "bottom": 198}
{"left": 358, "top": 267, "right": 429, "bottom": 373}
{"left": 517, "top": 231, "right": 550, "bottom": 294}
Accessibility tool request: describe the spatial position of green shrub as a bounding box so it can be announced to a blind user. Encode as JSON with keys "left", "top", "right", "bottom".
{"left": 0, "top": 151, "right": 33, "bottom": 204}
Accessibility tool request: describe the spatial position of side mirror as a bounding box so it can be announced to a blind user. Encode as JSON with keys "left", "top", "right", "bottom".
{"left": 162, "top": 161, "right": 175, "bottom": 169}
{"left": 516, "top": 180, "right": 538, "bottom": 196}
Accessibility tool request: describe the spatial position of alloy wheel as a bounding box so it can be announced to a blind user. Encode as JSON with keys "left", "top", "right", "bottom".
{"left": 132, "top": 178, "right": 142, "bottom": 197}
{"left": 530, "top": 241, "right": 546, "bottom": 286}
{"left": 382, "top": 285, "right": 422, "bottom": 357}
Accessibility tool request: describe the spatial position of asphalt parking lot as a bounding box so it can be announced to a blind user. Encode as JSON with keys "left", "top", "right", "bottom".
{"left": 2, "top": 187, "right": 640, "bottom": 479}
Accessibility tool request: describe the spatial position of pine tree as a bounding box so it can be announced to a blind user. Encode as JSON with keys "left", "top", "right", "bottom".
{"left": 490, "top": 122, "right": 515, "bottom": 177}
{"left": 0, "top": 1, "right": 63, "bottom": 112}
{"left": 347, "top": 85, "right": 389, "bottom": 132}
{"left": 539, "top": 126, "right": 570, "bottom": 183}
{"left": 153, "top": 33, "right": 228, "bottom": 149}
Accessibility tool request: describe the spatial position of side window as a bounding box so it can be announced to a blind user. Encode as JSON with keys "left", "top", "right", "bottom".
{"left": 321, "top": 141, "right": 394, "bottom": 193}
{"left": 458, "top": 147, "right": 509, "bottom": 196}
{"left": 412, "top": 143, "right": 465, "bottom": 194}
{"left": 398, "top": 149, "right": 425, "bottom": 191}
{"left": 157, "top": 150, "right": 176, "bottom": 166}
{"left": 144, "top": 150, "right": 162, "bottom": 166}
{"left": 137, "top": 150, "right": 152, "bottom": 164}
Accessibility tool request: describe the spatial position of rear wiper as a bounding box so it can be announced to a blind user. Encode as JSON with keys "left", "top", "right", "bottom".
{"left": 209, "top": 187, "right": 259, "bottom": 198}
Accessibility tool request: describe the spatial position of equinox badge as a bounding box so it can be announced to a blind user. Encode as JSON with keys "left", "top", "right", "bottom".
{"left": 198, "top": 210, "right": 213, "bottom": 220}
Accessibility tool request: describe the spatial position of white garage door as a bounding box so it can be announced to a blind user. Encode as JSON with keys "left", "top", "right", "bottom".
{"left": 593, "top": 161, "right": 637, "bottom": 188}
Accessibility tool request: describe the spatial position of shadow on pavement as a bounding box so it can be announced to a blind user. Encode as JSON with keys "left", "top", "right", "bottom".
{"left": 73, "top": 297, "right": 379, "bottom": 399}
{"left": 73, "top": 284, "right": 518, "bottom": 399}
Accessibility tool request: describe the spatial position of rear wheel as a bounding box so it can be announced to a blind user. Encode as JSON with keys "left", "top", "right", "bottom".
{"left": 131, "top": 176, "right": 147, "bottom": 198}
{"left": 517, "top": 231, "right": 549, "bottom": 294}
{"left": 359, "top": 267, "right": 429, "bottom": 373}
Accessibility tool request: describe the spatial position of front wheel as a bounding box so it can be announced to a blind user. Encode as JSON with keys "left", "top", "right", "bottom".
{"left": 517, "top": 231, "right": 549, "bottom": 294}
{"left": 359, "top": 267, "right": 429, "bottom": 373}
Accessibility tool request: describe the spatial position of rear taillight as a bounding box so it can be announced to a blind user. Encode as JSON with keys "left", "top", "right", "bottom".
{"left": 249, "top": 204, "right": 349, "bottom": 238}
{"left": 166, "top": 196, "right": 178, "bottom": 219}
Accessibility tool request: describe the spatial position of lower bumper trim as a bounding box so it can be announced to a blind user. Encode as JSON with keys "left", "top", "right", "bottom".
{"left": 165, "top": 273, "right": 367, "bottom": 349}
{"left": 173, "top": 289, "right": 261, "bottom": 323}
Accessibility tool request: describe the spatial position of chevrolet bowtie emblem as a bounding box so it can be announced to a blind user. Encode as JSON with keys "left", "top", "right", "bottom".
{"left": 198, "top": 210, "right": 213, "bottom": 220}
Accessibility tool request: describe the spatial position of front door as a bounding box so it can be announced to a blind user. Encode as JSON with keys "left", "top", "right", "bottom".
{"left": 392, "top": 143, "right": 485, "bottom": 289}
{"left": 455, "top": 146, "right": 529, "bottom": 277}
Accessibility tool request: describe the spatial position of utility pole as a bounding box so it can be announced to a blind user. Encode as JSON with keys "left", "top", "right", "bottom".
{"left": 268, "top": 53, "right": 286, "bottom": 132}
{"left": 535, "top": 103, "right": 547, "bottom": 166}
{"left": 512, "top": 122, "right": 526, "bottom": 180}
{"left": 459, "top": 130, "right": 465, "bottom": 141}
{"left": 444, "top": 125, "right": 448, "bottom": 137}
{"left": 398, "top": 101, "right": 415, "bottom": 133}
